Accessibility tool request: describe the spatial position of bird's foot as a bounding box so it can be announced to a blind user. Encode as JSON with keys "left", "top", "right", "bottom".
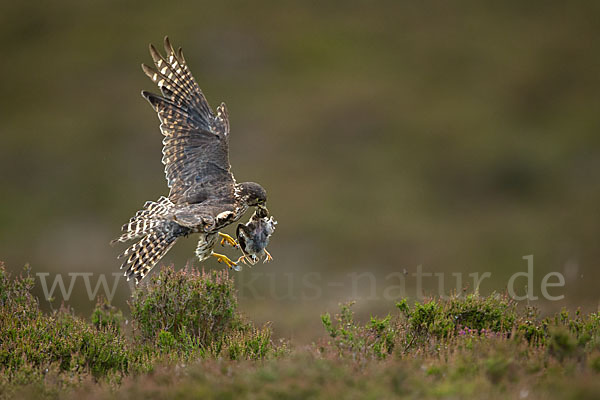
{"left": 237, "top": 254, "right": 258, "bottom": 266}
{"left": 212, "top": 252, "right": 241, "bottom": 271}
{"left": 237, "top": 255, "right": 250, "bottom": 266}
{"left": 263, "top": 249, "right": 273, "bottom": 263}
{"left": 218, "top": 232, "right": 239, "bottom": 248}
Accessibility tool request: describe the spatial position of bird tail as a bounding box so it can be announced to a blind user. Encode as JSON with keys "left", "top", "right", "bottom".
{"left": 118, "top": 223, "right": 182, "bottom": 284}
{"left": 111, "top": 196, "right": 173, "bottom": 244}
{"left": 113, "top": 196, "right": 189, "bottom": 283}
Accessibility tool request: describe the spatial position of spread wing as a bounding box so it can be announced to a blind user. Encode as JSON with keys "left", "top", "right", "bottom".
{"left": 141, "top": 37, "right": 235, "bottom": 204}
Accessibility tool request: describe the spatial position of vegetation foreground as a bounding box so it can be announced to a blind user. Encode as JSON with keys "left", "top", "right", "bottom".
{"left": 1, "top": 262, "right": 600, "bottom": 399}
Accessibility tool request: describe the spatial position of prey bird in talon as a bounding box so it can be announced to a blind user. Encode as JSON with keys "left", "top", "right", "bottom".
{"left": 113, "top": 37, "right": 269, "bottom": 283}
{"left": 236, "top": 206, "right": 277, "bottom": 266}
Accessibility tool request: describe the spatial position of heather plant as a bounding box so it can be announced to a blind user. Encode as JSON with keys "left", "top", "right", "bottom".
{"left": 129, "top": 265, "right": 282, "bottom": 360}
{"left": 0, "top": 262, "right": 283, "bottom": 399}
{"left": 91, "top": 297, "right": 124, "bottom": 333}
{"left": 321, "top": 293, "right": 600, "bottom": 361}
{"left": 400, "top": 293, "right": 517, "bottom": 342}
{"left": 404, "top": 299, "right": 454, "bottom": 340}
{"left": 130, "top": 266, "right": 238, "bottom": 346}
{"left": 222, "top": 324, "right": 276, "bottom": 361}
{"left": 321, "top": 302, "right": 395, "bottom": 360}
{"left": 0, "top": 264, "right": 133, "bottom": 397}
{"left": 445, "top": 293, "right": 517, "bottom": 333}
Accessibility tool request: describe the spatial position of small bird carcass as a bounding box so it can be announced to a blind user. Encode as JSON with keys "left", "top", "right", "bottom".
{"left": 236, "top": 206, "right": 277, "bottom": 265}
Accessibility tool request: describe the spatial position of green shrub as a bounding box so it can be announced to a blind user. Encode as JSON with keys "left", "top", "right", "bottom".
{"left": 128, "top": 265, "right": 282, "bottom": 360}
{"left": 446, "top": 293, "right": 516, "bottom": 333}
{"left": 322, "top": 293, "right": 600, "bottom": 360}
{"left": 130, "top": 266, "right": 238, "bottom": 348}
{"left": 0, "top": 262, "right": 283, "bottom": 398}
{"left": 408, "top": 300, "right": 453, "bottom": 339}
{"left": 0, "top": 265, "right": 131, "bottom": 386}
{"left": 157, "top": 330, "right": 177, "bottom": 351}
{"left": 321, "top": 302, "right": 395, "bottom": 360}
{"left": 91, "top": 297, "right": 124, "bottom": 333}
{"left": 223, "top": 324, "right": 275, "bottom": 361}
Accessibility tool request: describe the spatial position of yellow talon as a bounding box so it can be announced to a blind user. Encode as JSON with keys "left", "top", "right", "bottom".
{"left": 211, "top": 252, "right": 240, "bottom": 271}
{"left": 218, "top": 232, "right": 238, "bottom": 248}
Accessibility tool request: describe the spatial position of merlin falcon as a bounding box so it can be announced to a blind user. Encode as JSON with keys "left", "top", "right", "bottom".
{"left": 113, "top": 37, "right": 269, "bottom": 283}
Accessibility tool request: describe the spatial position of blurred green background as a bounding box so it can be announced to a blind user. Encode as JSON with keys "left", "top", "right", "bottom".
{"left": 1, "top": 1, "right": 599, "bottom": 342}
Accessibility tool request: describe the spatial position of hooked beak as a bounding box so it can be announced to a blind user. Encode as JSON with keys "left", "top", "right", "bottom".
{"left": 256, "top": 204, "right": 269, "bottom": 217}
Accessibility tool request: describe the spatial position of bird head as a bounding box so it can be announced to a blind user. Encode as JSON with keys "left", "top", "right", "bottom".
{"left": 237, "top": 182, "right": 267, "bottom": 207}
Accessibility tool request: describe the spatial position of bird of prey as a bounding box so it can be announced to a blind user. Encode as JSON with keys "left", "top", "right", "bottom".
{"left": 236, "top": 206, "right": 277, "bottom": 265}
{"left": 113, "top": 37, "right": 268, "bottom": 283}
